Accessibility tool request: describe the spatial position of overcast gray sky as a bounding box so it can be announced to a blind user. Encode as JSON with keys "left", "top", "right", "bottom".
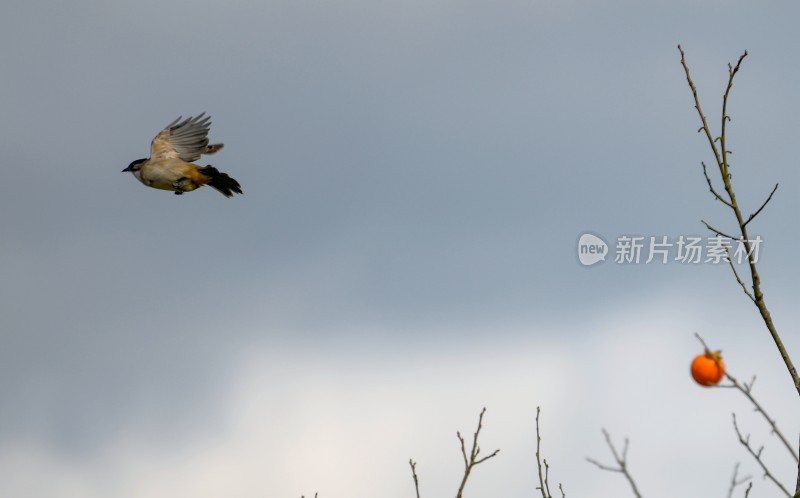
{"left": 2, "top": 1, "right": 799, "bottom": 497}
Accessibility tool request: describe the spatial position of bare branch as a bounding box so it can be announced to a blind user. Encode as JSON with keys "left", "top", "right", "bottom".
{"left": 700, "top": 219, "right": 737, "bottom": 240}
{"left": 719, "top": 50, "right": 748, "bottom": 182}
{"left": 796, "top": 433, "right": 800, "bottom": 498}
{"left": 742, "top": 183, "right": 779, "bottom": 229}
{"left": 694, "top": 332, "right": 712, "bottom": 352}
{"left": 409, "top": 460, "right": 421, "bottom": 498}
{"left": 726, "top": 373, "right": 799, "bottom": 464}
{"left": 544, "top": 459, "right": 552, "bottom": 497}
{"left": 535, "top": 407, "right": 565, "bottom": 498}
{"left": 678, "top": 45, "right": 724, "bottom": 171}
{"left": 679, "top": 45, "right": 800, "bottom": 398}
{"left": 586, "top": 429, "right": 643, "bottom": 498}
{"left": 727, "top": 462, "right": 752, "bottom": 498}
{"left": 536, "top": 407, "right": 548, "bottom": 498}
{"left": 723, "top": 249, "right": 756, "bottom": 302}
{"left": 732, "top": 414, "right": 792, "bottom": 497}
{"left": 455, "top": 408, "right": 499, "bottom": 498}
{"left": 410, "top": 409, "right": 498, "bottom": 498}
{"left": 458, "top": 431, "right": 468, "bottom": 468}
{"left": 702, "top": 161, "right": 734, "bottom": 207}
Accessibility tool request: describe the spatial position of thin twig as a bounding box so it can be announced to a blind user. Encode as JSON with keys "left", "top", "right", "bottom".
{"left": 534, "top": 407, "right": 565, "bottom": 498}
{"left": 536, "top": 407, "right": 548, "bottom": 498}
{"left": 795, "top": 434, "right": 800, "bottom": 498}
{"left": 678, "top": 45, "right": 724, "bottom": 169}
{"left": 409, "top": 460, "right": 421, "bottom": 498}
{"left": 458, "top": 431, "right": 469, "bottom": 468}
{"left": 544, "top": 459, "right": 552, "bottom": 498}
{"left": 727, "top": 372, "right": 799, "bottom": 464}
{"left": 719, "top": 50, "right": 748, "bottom": 182}
{"left": 727, "top": 462, "right": 752, "bottom": 498}
{"left": 742, "top": 183, "right": 779, "bottom": 229}
{"left": 724, "top": 249, "right": 757, "bottom": 302}
{"left": 702, "top": 161, "right": 734, "bottom": 207}
{"left": 700, "top": 220, "right": 737, "bottom": 240}
{"left": 455, "top": 408, "right": 499, "bottom": 498}
{"left": 733, "top": 413, "right": 792, "bottom": 497}
{"left": 693, "top": 333, "right": 714, "bottom": 354}
{"left": 410, "top": 409, "right": 499, "bottom": 498}
{"left": 586, "top": 429, "right": 643, "bottom": 498}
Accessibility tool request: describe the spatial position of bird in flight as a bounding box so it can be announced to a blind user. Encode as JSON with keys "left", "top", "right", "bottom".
{"left": 123, "top": 113, "right": 242, "bottom": 197}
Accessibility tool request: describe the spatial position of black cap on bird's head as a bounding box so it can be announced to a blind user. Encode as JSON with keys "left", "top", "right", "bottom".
{"left": 123, "top": 158, "right": 146, "bottom": 172}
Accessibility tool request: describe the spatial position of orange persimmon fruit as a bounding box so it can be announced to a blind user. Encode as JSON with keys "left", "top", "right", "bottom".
{"left": 691, "top": 349, "right": 726, "bottom": 386}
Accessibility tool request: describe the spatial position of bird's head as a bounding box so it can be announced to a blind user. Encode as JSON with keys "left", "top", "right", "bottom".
{"left": 123, "top": 158, "right": 146, "bottom": 173}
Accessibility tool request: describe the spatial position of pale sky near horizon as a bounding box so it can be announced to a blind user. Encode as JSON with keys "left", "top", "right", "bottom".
{"left": 2, "top": 1, "right": 800, "bottom": 497}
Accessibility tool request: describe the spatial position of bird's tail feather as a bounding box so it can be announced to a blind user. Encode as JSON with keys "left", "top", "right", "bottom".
{"left": 198, "top": 165, "right": 242, "bottom": 198}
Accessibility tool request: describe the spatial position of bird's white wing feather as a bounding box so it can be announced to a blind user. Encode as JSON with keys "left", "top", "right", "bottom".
{"left": 150, "top": 113, "right": 218, "bottom": 162}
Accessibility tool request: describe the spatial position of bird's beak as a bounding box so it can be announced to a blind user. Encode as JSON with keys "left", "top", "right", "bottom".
{"left": 122, "top": 165, "right": 133, "bottom": 172}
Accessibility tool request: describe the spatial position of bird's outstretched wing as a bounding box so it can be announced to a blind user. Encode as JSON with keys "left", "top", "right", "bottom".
{"left": 149, "top": 113, "right": 224, "bottom": 162}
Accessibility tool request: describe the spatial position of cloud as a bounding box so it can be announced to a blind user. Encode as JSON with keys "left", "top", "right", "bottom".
{"left": 2, "top": 289, "right": 797, "bottom": 498}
